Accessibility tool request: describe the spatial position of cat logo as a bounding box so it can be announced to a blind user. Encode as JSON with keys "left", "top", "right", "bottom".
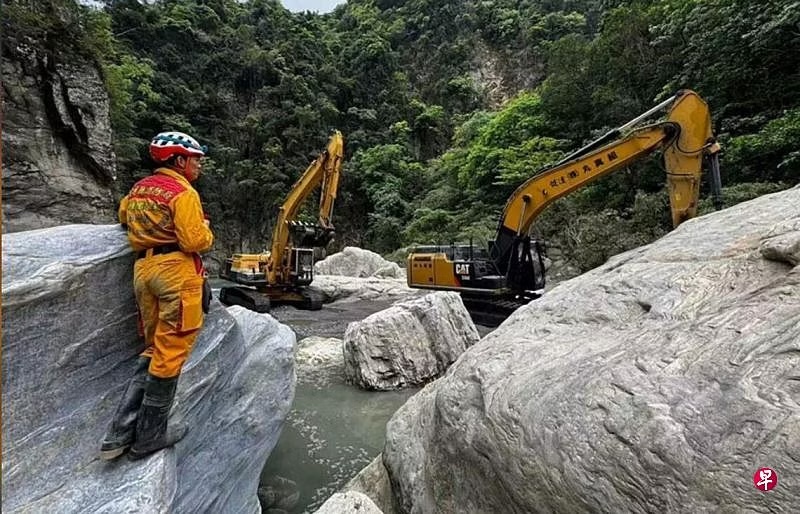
{"left": 455, "top": 263, "right": 471, "bottom": 276}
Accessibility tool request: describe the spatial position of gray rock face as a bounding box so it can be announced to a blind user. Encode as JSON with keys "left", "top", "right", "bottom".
{"left": 383, "top": 186, "right": 800, "bottom": 513}
{"left": 2, "top": 224, "right": 295, "bottom": 513}
{"left": 344, "top": 292, "right": 480, "bottom": 390}
{"left": 2, "top": 41, "right": 117, "bottom": 233}
{"left": 314, "top": 491, "right": 384, "bottom": 514}
{"left": 343, "top": 455, "right": 397, "bottom": 514}
{"left": 316, "top": 247, "right": 404, "bottom": 278}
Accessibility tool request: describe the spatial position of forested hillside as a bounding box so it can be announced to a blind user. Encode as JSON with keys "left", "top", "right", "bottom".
{"left": 5, "top": 0, "right": 799, "bottom": 275}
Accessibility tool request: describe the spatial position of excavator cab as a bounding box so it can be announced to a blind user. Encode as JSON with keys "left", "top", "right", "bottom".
{"left": 407, "top": 236, "right": 547, "bottom": 325}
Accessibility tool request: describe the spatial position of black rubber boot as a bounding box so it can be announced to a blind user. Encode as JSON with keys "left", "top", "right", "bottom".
{"left": 128, "top": 374, "right": 186, "bottom": 461}
{"left": 99, "top": 357, "right": 151, "bottom": 460}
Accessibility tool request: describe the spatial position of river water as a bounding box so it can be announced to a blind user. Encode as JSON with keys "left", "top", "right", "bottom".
{"left": 211, "top": 280, "right": 489, "bottom": 513}
{"left": 261, "top": 379, "right": 417, "bottom": 512}
{"left": 260, "top": 299, "right": 419, "bottom": 513}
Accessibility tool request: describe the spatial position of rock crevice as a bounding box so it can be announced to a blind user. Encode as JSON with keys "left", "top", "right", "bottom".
{"left": 2, "top": 38, "right": 117, "bottom": 233}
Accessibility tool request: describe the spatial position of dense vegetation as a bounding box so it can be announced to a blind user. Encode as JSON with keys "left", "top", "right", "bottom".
{"left": 5, "top": 0, "right": 799, "bottom": 276}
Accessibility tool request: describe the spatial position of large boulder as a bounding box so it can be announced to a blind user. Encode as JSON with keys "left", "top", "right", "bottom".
{"left": 344, "top": 292, "right": 480, "bottom": 390}
{"left": 2, "top": 36, "right": 117, "bottom": 233}
{"left": 312, "top": 274, "right": 418, "bottom": 303}
{"left": 342, "top": 455, "right": 397, "bottom": 514}
{"left": 316, "top": 247, "right": 404, "bottom": 278}
{"left": 1, "top": 224, "right": 295, "bottom": 513}
{"left": 315, "top": 491, "right": 384, "bottom": 514}
{"left": 383, "top": 186, "right": 800, "bottom": 513}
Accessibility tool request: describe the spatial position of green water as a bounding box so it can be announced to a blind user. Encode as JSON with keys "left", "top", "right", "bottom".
{"left": 212, "top": 278, "right": 483, "bottom": 512}
{"left": 261, "top": 380, "right": 417, "bottom": 513}
{"left": 253, "top": 293, "right": 419, "bottom": 514}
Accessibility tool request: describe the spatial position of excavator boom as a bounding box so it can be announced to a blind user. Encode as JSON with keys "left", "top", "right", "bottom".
{"left": 493, "top": 90, "right": 716, "bottom": 274}
{"left": 268, "top": 131, "right": 344, "bottom": 285}
{"left": 408, "top": 90, "right": 721, "bottom": 326}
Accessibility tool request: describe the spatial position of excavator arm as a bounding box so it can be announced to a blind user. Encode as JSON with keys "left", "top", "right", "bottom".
{"left": 491, "top": 89, "right": 720, "bottom": 276}
{"left": 318, "top": 133, "right": 343, "bottom": 230}
{"left": 268, "top": 130, "right": 344, "bottom": 284}
{"left": 219, "top": 131, "right": 345, "bottom": 313}
{"left": 407, "top": 90, "right": 721, "bottom": 326}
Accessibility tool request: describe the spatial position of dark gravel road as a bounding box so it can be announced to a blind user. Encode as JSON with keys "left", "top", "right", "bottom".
{"left": 268, "top": 299, "right": 398, "bottom": 339}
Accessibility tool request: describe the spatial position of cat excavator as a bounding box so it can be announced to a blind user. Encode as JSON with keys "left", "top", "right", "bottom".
{"left": 219, "top": 131, "right": 344, "bottom": 312}
{"left": 407, "top": 89, "right": 723, "bottom": 325}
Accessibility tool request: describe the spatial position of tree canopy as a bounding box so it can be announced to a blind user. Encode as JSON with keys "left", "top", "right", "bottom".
{"left": 5, "top": 0, "right": 799, "bottom": 273}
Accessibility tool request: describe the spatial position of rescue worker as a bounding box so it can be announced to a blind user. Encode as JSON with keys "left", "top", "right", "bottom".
{"left": 100, "top": 131, "right": 213, "bottom": 461}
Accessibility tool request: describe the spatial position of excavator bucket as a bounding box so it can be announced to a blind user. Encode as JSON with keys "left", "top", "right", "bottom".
{"left": 289, "top": 221, "right": 335, "bottom": 248}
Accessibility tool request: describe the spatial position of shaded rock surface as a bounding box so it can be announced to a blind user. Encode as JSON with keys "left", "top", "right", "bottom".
{"left": 2, "top": 39, "right": 117, "bottom": 233}
{"left": 344, "top": 292, "right": 480, "bottom": 390}
{"left": 258, "top": 475, "right": 300, "bottom": 512}
{"left": 316, "top": 246, "right": 404, "bottom": 278}
{"left": 1, "top": 224, "right": 295, "bottom": 513}
{"left": 342, "top": 454, "right": 397, "bottom": 514}
{"left": 383, "top": 186, "right": 800, "bottom": 513}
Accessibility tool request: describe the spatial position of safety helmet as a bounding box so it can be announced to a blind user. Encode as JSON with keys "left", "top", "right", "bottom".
{"left": 149, "top": 131, "right": 207, "bottom": 163}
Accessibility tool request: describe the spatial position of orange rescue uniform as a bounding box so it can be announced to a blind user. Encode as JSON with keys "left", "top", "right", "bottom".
{"left": 119, "top": 167, "right": 214, "bottom": 378}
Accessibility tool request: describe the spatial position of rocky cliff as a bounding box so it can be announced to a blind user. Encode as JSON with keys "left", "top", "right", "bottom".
{"left": 2, "top": 35, "right": 117, "bottom": 233}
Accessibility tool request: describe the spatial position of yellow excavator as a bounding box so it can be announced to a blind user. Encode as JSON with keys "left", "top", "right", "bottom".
{"left": 219, "top": 131, "right": 344, "bottom": 312}
{"left": 407, "top": 89, "right": 723, "bottom": 325}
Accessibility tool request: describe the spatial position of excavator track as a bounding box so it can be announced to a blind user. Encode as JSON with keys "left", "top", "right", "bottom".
{"left": 297, "top": 288, "right": 324, "bottom": 311}
{"left": 219, "top": 286, "right": 272, "bottom": 313}
{"left": 219, "top": 286, "right": 324, "bottom": 312}
{"left": 460, "top": 294, "right": 538, "bottom": 328}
